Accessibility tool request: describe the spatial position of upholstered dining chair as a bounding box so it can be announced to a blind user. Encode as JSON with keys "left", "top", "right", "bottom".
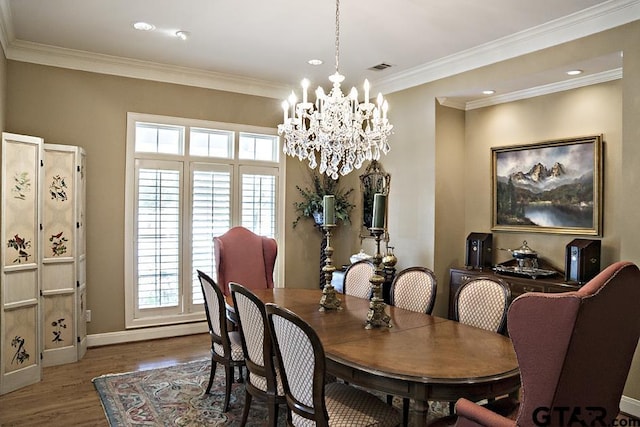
{"left": 343, "top": 259, "right": 375, "bottom": 299}
{"left": 265, "top": 303, "right": 402, "bottom": 427}
{"left": 451, "top": 261, "right": 640, "bottom": 427}
{"left": 214, "top": 226, "right": 277, "bottom": 296}
{"left": 229, "top": 282, "right": 286, "bottom": 427}
{"left": 390, "top": 266, "right": 438, "bottom": 314}
{"left": 454, "top": 276, "right": 511, "bottom": 334}
{"left": 197, "top": 270, "right": 245, "bottom": 412}
{"left": 387, "top": 266, "right": 438, "bottom": 425}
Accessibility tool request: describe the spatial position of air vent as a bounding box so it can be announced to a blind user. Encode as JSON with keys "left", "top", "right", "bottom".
{"left": 369, "top": 63, "right": 392, "bottom": 71}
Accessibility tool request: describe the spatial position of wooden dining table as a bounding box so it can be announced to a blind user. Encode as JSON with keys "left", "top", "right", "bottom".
{"left": 226, "top": 288, "right": 520, "bottom": 426}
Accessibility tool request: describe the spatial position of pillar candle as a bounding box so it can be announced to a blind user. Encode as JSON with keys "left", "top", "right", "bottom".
{"left": 372, "top": 193, "right": 386, "bottom": 228}
{"left": 323, "top": 195, "right": 335, "bottom": 225}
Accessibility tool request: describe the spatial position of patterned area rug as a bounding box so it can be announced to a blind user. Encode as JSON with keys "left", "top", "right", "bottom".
{"left": 93, "top": 359, "right": 448, "bottom": 426}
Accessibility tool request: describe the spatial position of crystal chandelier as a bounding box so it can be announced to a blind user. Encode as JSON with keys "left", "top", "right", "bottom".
{"left": 278, "top": 0, "right": 393, "bottom": 179}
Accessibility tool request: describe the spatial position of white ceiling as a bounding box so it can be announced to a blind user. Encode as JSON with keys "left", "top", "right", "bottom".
{"left": 1, "top": 0, "right": 637, "bottom": 106}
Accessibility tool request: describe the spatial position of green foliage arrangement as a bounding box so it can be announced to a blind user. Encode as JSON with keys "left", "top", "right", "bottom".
{"left": 293, "top": 172, "right": 355, "bottom": 228}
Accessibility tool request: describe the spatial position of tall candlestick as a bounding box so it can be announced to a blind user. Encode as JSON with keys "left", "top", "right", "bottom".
{"left": 323, "top": 195, "right": 336, "bottom": 225}
{"left": 372, "top": 193, "right": 386, "bottom": 228}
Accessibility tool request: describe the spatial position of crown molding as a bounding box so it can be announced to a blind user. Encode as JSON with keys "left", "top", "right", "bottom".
{"left": 4, "top": 39, "right": 290, "bottom": 99}
{"left": 0, "top": 0, "right": 637, "bottom": 100}
{"left": 458, "top": 68, "right": 623, "bottom": 110}
{"left": 374, "top": 0, "right": 640, "bottom": 95}
{"left": 0, "top": 0, "right": 13, "bottom": 54}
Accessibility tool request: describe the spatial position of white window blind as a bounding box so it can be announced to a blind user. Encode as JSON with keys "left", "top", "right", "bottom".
{"left": 241, "top": 169, "right": 277, "bottom": 237}
{"left": 191, "top": 167, "right": 232, "bottom": 305}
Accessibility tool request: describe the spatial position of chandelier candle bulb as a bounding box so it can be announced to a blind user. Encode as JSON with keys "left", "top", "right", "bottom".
{"left": 323, "top": 195, "right": 336, "bottom": 225}
{"left": 372, "top": 193, "right": 386, "bottom": 229}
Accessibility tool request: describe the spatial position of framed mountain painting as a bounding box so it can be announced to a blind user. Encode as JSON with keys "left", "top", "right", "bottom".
{"left": 491, "top": 135, "right": 603, "bottom": 236}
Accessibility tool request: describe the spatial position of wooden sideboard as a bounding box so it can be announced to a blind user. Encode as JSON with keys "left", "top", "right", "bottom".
{"left": 449, "top": 267, "right": 581, "bottom": 319}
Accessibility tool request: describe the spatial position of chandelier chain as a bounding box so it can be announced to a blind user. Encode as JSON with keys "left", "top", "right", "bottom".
{"left": 335, "top": 0, "right": 340, "bottom": 74}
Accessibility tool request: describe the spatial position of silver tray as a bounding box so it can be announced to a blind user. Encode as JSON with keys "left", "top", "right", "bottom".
{"left": 493, "top": 265, "right": 559, "bottom": 279}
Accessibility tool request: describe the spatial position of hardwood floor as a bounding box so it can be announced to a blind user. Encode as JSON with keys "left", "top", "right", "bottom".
{"left": 0, "top": 334, "right": 210, "bottom": 426}
{"left": 2, "top": 334, "right": 639, "bottom": 426}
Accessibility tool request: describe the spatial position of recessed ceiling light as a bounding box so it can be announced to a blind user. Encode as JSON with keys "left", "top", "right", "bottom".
{"left": 308, "top": 59, "right": 323, "bottom": 66}
{"left": 482, "top": 90, "right": 495, "bottom": 95}
{"left": 133, "top": 21, "right": 155, "bottom": 31}
{"left": 567, "top": 69, "right": 583, "bottom": 76}
{"left": 175, "top": 30, "right": 190, "bottom": 40}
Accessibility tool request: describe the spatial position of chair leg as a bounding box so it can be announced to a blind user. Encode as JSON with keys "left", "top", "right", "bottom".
{"left": 387, "top": 394, "right": 393, "bottom": 405}
{"left": 206, "top": 360, "right": 217, "bottom": 394}
{"left": 223, "top": 365, "right": 234, "bottom": 412}
{"left": 240, "top": 390, "right": 252, "bottom": 426}
{"left": 236, "top": 365, "right": 244, "bottom": 383}
{"left": 449, "top": 401, "right": 455, "bottom": 415}
{"left": 268, "top": 401, "right": 279, "bottom": 427}
{"left": 402, "top": 398, "right": 409, "bottom": 427}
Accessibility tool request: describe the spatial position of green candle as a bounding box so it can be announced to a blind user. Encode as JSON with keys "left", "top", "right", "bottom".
{"left": 372, "top": 193, "right": 386, "bottom": 228}
{"left": 323, "top": 195, "right": 335, "bottom": 225}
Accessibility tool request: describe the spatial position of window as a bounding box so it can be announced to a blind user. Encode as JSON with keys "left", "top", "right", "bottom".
{"left": 125, "top": 113, "right": 283, "bottom": 328}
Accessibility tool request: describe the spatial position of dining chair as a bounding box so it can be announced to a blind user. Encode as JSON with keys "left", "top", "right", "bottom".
{"left": 387, "top": 266, "right": 437, "bottom": 425}
{"left": 265, "top": 303, "right": 402, "bottom": 427}
{"left": 453, "top": 276, "right": 511, "bottom": 334}
{"left": 450, "top": 261, "right": 640, "bottom": 427}
{"left": 214, "top": 226, "right": 277, "bottom": 296}
{"left": 197, "top": 270, "right": 245, "bottom": 412}
{"left": 342, "top": 259, "right": 375, "bottom": 299}
{"left": 390, "top": 266, "right": 437, "bottom": 314}
{"left": 229, "top": 282, "right": 285, "bottom": 427}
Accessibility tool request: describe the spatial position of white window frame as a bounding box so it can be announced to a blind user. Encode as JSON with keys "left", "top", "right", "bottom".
{"left": 125, "top": 112, "right": 285, "bottom": 329}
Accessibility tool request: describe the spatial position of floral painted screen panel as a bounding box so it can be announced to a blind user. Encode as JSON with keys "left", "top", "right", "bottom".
{"left": 3, "top": 305, "right": 38, "bottom": 374}
{"left": 43, "top": 293, "right": 75, "bottom": 351}
{"left": 43, "top": 148, "right": 75, "bottom": 259}
{"left": 3, "top": 138, "right": 39, "bottom": 267}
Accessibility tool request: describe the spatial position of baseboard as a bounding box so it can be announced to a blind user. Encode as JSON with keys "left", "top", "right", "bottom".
{"left": 87, "top": 322, "right": 208, "bottom": 347}
{"left": 621, "top": 395, "right": 640, "bottom": 419}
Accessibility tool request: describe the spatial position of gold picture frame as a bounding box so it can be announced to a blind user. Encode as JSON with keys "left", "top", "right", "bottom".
{"left": 491, "top": 135, "right": 603, "bottom": 236}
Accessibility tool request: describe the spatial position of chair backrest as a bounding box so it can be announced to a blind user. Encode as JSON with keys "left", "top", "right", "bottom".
{"left": 454, "top": 276, "right": 510, "bottom": 334}
{"left": 343, "top": 260, "right": 375, "bottom": 299}
{"left": 390, "top": 266, "right": 437, "bottom": 314}
{"left": 214, "top": 226, "right": 277, "bottom": 296}
{"left": 197, "top": 270, "right": 232, "bottom": 357}
{"left": 266, "top": 303, "right": 329, "bottom": 426}
{"left": 229, "top": 282, "right": 278, "bottom": 394}
{"left": 509, "top": 261, "right": 640, "bottom": 427}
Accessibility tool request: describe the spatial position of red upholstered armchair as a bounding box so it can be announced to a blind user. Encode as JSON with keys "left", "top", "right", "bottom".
{"left": 453, "top": 261, "right": 640, "bottom": 427}
{"left": 214, "top": 226, "right": 277, "bottom": 296}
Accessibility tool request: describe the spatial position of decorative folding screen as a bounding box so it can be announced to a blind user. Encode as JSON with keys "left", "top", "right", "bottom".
{"left": 1, "top": 134, "right": 87, "bottom": 395}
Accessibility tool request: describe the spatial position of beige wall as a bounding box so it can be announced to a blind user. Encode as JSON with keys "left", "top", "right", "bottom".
{"left": 433, "top": 103, "right": 466, "bottom": 315}
{"left": 0, "top": 46, "right": 6, "bottom": 132}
